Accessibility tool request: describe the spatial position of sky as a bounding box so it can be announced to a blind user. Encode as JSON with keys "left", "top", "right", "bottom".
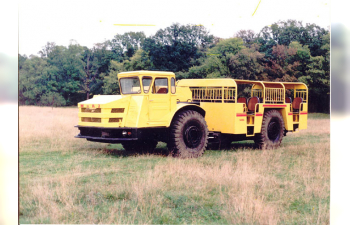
{"left": 18, "top": 0, "right": 330, "bottom": 56}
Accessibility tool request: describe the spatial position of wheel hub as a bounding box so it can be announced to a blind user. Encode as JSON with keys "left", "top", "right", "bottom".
{"left": 267, "top": 118, "right": 280, "bottom": 142}
{"left": 184, "top": 124, "right": 202, "bottom": 148}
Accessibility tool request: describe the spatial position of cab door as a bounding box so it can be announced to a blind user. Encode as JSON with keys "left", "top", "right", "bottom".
{"left": 148, "top": 77, "right": 171, "bottom": 122}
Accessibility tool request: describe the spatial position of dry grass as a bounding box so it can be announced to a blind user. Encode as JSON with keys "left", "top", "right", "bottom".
{"left": 19, "top": 106, "right": 330, "bottom": 224}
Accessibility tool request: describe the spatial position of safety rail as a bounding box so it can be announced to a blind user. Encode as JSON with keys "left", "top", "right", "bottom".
{"left": 190, "top": 87, "right": 222, "bottom": 102}
{"left": 190, "top": 87, "right": 236, "bottom": 103}
{"left": 251, "top": 89, "right": 263, "bottom": 98}
{"left": 265, "top": 88, "right": 285, "bottom": 103}
{"left": 295, "top": 90, "right": 308, "bottom": 102}
{"left": 223, "top": 87, "right": 236, "bottom": 103}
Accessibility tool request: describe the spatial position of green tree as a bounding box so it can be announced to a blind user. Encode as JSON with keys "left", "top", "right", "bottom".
{"left": 299, "top": 55, "right": 329, "bottom": 112}
{"left": 229, "top": 43, "right": 265, "bottom": 80}
{"left": 126, "top": 49, "right": 153, "bottom": 71}
{"left": 142, "top": 23, "right": 214, "bottom": 72}
{"left": 263, "top": 44, "right": 299, "bottom": 81}
{"left": 44, "top": 43, "right": 85, "bottom": 104}
{"left": 320, "top": 33, "right": 330, "bottom": 77}
{"left": 101, "top": 60, "right": 124, "bottom": 95}
{"left": 19, "top": 54, "right": 27, "bottom": 70}
{"left": 257, "top": 20, "right": 328, "bottom": 58}
{"left": 79, "top": 41, "right": 115, "bottom": 100}
{"left": 234, "top": 30, "right": 258, "bottom": 47}
{"left": 111, "top": 32, "right": 146, "bottom": 61}
{"left": 287, "top": 41, "right": 311, "bottom": 77}
{"left": 19, "top": 55, "right": 50, "bottom": 105}
{"left": 39, "top": 92, "right": 67, "bottom": 106}
{"left": 187, "top": 38, "right": 247, "bottom": 78}
{"left": 38, "top": 42, "right": 56, "bottom": 58}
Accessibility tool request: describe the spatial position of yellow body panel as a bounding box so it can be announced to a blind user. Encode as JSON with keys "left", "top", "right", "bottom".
{"left": 299, "top": 103, "right": 308, "bottom": 130}
{"left": 234, "top": 104, "right": 247, "bottom": 134}
{"left": 77, "top": 71, "right": 308, "bottom": 138}
{"left": 253, "top": 104, "right": 264, "bottom": 134}
{"left": 200, "top": 102, "right": 236, "bottom": 133}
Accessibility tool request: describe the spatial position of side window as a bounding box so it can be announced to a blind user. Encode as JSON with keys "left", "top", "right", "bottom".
{"left": 153, "top": 78, "right": 168, "bottom": 94}
{"left": 171, "top": 78, "right": 176, "bottom": 94}
{"left": 142, "top": 77, "right": 152, "bottom": 93}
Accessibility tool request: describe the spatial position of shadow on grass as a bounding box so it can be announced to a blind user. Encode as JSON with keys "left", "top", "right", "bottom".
{"left": 229, "top": 142, "right": 257, "bottom": 151}
{"left": 92, "top": 141, "right": 258, "bottom": 158}
{"left": 100, "top": 147, "right": 170, "bottom": 158}
{"left": 208, "top": 142, "right": 258, "bottom": 151}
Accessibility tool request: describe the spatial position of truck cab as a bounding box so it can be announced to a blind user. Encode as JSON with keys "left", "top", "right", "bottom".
{"left": 75, "top": 71, "right": 198, "bottom": 149}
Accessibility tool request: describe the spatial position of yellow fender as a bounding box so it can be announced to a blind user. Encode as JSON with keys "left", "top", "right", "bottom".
{"left": 163, "top": 103, "right": 206, "bottom": 127}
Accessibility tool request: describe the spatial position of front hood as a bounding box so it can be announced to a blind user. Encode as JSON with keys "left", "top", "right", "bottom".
{"left": 77, "top": 95, "right": 145, "bottom": 128}
{"left": 78, "top": 95, "right": 132, "bottom": 128}
{"left": 78, "top": 95, "right": 126, "bottom": 106}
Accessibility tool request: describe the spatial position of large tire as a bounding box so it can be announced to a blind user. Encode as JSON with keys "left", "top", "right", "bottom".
{"left": 122, "top": 140, "right": 158, "bottom": 153}
{"left": 168, "top": 110, "right": 209, "bottom": 158}
{"left": 255, "top": 110, "right": 284, "bottom": 149}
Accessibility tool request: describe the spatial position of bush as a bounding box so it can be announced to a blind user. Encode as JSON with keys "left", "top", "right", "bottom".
{"left": 39, "top": 92, "right": 66, "bottom": 107}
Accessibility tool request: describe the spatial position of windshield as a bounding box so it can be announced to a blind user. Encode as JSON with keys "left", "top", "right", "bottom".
{"left": 120, "top": 77, "right": 141, "bottom": 94}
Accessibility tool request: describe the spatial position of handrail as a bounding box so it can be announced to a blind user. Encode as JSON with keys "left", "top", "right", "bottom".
{"left": 295, "top": 90, "right": 308, "bottom": 102}
{"left": 265, "top": 88, "right": 285, "bottom": 103}
{"left": 190, "top": 87, "right": 236, "bottom": 103}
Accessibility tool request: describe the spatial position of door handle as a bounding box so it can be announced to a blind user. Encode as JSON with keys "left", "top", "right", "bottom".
{"left": 149, "top": 100, "right": 154, "bottom": 102}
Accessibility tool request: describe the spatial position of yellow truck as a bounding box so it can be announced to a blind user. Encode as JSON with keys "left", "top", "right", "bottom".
{"left": 75, "top": 71, "right": 308, "bottom": 158}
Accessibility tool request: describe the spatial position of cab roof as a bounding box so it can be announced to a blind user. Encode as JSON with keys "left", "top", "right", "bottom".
{"left": 118, "top": 70, "right": 175, "bottom": 77}
{"left": 177, "top": 78, "right": 237, "bottom": 87}
{"left": 177, "top": 78, "right": 307, "bottom": 89}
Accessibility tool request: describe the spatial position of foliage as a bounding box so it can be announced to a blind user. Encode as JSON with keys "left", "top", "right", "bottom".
{"left": 142, "top": 23, "right": 214, "bottom": 72}
{"left": 110, "top": 32, "right": 146, "bottom": 61}
{"left": 229, "top": 43, "right": 265, "bottom": 80}
{"left": 263, "top": 44, "right": 299, "bottom": 81}
{"left": 257, "top": 20, "right": 328, "bottom": 57}
{"left": 18, "top": 20, "right": 330, "bottom": 112}
{"left": 19, "top": 55, "right": 49, "bottom": 105}
{"left": 234, "top": 29, "right": 258, "bottom": 47}
{"left": 39, "top": 92, "right": 66, "bottom": 106}
{"left": 188, "top": 38, "right": 264, "bottom": 80}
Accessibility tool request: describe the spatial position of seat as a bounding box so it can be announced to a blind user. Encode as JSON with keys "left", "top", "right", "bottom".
{"left": 237, "top": 97, "right": 247, "bottom": 104}
{"left": 292, "top": 97, "right": 303, "bottom": 113}
{"left": 157, "top": 88, "right": 168, "bottom": 93}
{"left": 247, "top": 97, "right": 260, "bottom": 115}
{"left": 285, "top": 97, "right": 292, "bottom": 103}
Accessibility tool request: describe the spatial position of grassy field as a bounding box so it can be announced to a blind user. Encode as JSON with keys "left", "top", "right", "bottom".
{"left": 19, "top": 106, "right": 330, "bottom": 224}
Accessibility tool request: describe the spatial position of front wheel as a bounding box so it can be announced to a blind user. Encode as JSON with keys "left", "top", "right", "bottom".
{"left": 255, "top": 110, "right": 284, "bottom": 149}
{"left": 168, "top": 110, "right": 209, "bottom": 158}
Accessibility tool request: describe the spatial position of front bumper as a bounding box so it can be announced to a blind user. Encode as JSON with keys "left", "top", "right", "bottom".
{"left": 75, "top": 126, "right": 168, "bottom": 143}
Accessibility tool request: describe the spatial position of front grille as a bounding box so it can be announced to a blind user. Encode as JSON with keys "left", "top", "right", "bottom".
{"left": 111, "top": 108, "right": 124, "bottom": 113}
{"left": 109, "top": 118, "right": 123, "bottom": 123}
{"left": 81, "top": 117, "right": 101, "bottom": 123}
{"left": 81, "top": 108, "right": 101, "bottom": 113}
{"left": 80, "top": 127, "right": 102, "bottom": 137}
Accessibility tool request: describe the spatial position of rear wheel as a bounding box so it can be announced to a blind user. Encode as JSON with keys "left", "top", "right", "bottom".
{"left": 122, "top": 140, "right": 158, "bottom": 153}
{"left": 255, "top": 110, "right": 284, "bottom": 149}
{"left": 168, "top": 110, "right": 209, "bottom": 158}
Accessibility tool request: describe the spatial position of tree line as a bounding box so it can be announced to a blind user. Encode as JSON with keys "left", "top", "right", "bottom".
{"left": 19, "top": 20, "right": 330, "bottom": 112}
